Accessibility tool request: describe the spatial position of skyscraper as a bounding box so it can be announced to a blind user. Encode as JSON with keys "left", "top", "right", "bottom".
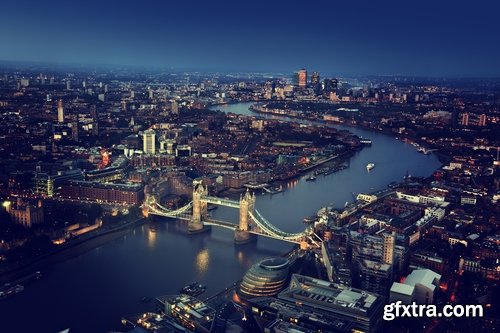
{"left": 57, "top": 99, "right": 64, "bottom": 123}
{"left": 293, "top": 69, "right": 307, "bottom": 88}
{"left": 171, "top": 100, "right": 179, "bottom": 114}
{"left": 323, "top": 78, "right": 338, "bottom": 92}
{"left": 298, "top": 69, "right": 307, "bottom": 87}
{"left": 383, "top": 233, "right": 395, "bottom": 265}
{"left": 461, "top": 113, "right": 469, "bottom": 126}
{"left": 311, "top": 71, "right": 321, "bottom": 95}
{"left": 142, "top": 129, "right": 156, "bottom": 155}
{"left": 71, "top": 115, "right": 79, "bottom": 142}
{"left": 311, "top": 71, "right": 320, "bottom": 86}
{"left": 90, "top": 105, "right": 99, "bottom": 136}
{"left": 478, "top": 114, "right": 487, "bottom": 126}
{"left": 90, "top": 105, "right": 98, "bottom": 120}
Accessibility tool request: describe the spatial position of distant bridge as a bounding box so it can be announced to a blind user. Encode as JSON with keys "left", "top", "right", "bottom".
{"left": 143, "top": 181, "right": 317, "bottom": 247}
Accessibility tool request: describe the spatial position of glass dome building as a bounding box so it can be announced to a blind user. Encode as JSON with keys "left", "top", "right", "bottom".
{"left": 237, "top": 257, "right": 290, "bottom": 300}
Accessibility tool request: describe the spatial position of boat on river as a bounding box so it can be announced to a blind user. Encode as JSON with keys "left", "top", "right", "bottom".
{"left": 180, "top": 282, "right": 206, "bottom": 297}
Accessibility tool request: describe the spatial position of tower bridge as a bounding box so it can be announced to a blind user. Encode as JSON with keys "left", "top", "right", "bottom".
{"left": 143, "top": 182, "right": 317, "bottom": 248}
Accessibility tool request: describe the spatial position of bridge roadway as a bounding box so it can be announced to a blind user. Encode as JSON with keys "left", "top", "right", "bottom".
{"left": 203, "top": 218, "right": 237, "bottom": 230}
{"left": 201, "top": 196, "right": 240, "bottom": 208}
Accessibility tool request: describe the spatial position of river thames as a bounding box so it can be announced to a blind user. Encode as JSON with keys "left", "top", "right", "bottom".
{"left": 0, "top": 103, "right": 442, "bottom": 333}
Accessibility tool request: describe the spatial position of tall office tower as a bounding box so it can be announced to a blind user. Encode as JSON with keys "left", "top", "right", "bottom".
{"left": 49, "top": 76, "right": 55, "bottom": 85}
{"left": 148, "top": 89, "right": 154, "bottom": 99}
{"left": 323, "top": 78, "right": 339, "bottom": 92}
{"left": 90, "top": 105, "right": 98, "bottom": 121}
{"left": 171, "top": 100, "right": 179, "bottom": 114}
{"left": 92, "top": 121, "right": 99, "bottom": 137}
{"left": 382, "top": 233, "right": 395, "bottom": 265}
{"left": 311, "top": 71, "right": 320, "bottom": 86}
{"left": 294, "top": 69, "right": 307, "bottom": 88}
{"left": 478, "top": 114, "right": 487, "bottom": 126}
{"left": 71, "top": 115, "right": 79, "bottom": 142}
{"left": 311, "top": 71, "right": 321, "bottom": 95}
{"left": 90, "top": 105, "right": 99, "bottom": 136}
{"left": 66, "top": 80, "right": 71, "bottom": 90}
{"left": 130, "top": 90, "right": 135, "bottom": 99}
{"left": 82, "top": 80, "right": 86, "bottom": 88}
{"left": 57, "top": 99, "right": 64, "bottom": 123}
{"left": 142, "top": 129, "right": 156, "bottom": 154}
{"left": 461, "top": 112, "right": 469, "bottom": 126}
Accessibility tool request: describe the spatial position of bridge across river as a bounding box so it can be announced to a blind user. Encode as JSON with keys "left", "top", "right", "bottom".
{"left": 143, "top": 181, "right": 316, "bottom": 247}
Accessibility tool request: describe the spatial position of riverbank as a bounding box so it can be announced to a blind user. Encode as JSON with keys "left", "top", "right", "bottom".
{"left": 245, "top": 103, "right": 450, "bottom": 167}
{"left": 0, "top": 217, "right": 148, "bottom": 284}
{"left": 218, "top": 149, "right": 357, "bottom": 199}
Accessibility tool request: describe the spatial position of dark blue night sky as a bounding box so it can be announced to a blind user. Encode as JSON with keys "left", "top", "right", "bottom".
{"left": 1, "top": 0, "right": 499, "bottom": 76}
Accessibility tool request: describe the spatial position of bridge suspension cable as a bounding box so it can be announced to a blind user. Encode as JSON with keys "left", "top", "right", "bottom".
{"left": 146, "top": 196, "right": 193, "bottom": 217}
{"left": 249, "top": 209, "right": 310, "bottom": 242}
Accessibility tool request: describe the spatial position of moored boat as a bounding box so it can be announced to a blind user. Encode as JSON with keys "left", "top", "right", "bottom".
{"left": 306, "top": 175, "right": 317, "bottom": 181}
{"left": 180, "top": 282, "right": 206, "bottom": 297}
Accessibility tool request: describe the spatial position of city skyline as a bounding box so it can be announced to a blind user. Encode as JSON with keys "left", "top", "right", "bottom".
{"left": 1, "top": 0, "right": 500, "bottom": 77}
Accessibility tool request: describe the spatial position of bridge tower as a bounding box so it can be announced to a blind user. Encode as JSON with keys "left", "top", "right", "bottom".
{"left": 189, "top": 182, "right": 208, "bottom": 233}
{"left": 235, "top": 190, "right": 257, "bottom": 244}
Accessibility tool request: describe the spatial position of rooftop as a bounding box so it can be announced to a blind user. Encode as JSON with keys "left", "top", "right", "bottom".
{"left": 278, "top": 274, "right": 382, "bottom": 315}
{"left": 390, "top": 282, "right": 415, "bottom": 296}
{"left": 404, "top": 269, "right": 441, "bottom": 292}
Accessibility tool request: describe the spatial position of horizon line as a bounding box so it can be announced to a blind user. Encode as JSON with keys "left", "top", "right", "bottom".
{"left": 1, "top": 59, "right": 500, "bottom": 80}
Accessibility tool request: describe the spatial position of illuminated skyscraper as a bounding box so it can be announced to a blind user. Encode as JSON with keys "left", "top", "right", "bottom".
{"left": 298, "top": 69, "right": 307, "bottom": 87}
{"left": 311, "top": 71, "right": 320, "bottom": 86}
{"left": 90, "top": 105, "right": 99, "bottom": 136}
{"left": 383, "top": 233, "right": 395, "bottom": 265}
{"left": 171, "top": 100, "right": 179, "bottom": 114}
{"left": 142, "top": 129, "right": 156, "bottom": 155}
{"left": 293, "top": 69, "right": 307, "bottom": 88}
{"left": 57, "top": 99, "right": 64, "bottom": 123}
{"left": 311, "top": 71, "right": 321, "bottom": 95}
{"left": 478, "top": 114, "right": 487, "bottom": 126}
{"left": 461, "top": 113, "right": 469, "bottom": 126}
